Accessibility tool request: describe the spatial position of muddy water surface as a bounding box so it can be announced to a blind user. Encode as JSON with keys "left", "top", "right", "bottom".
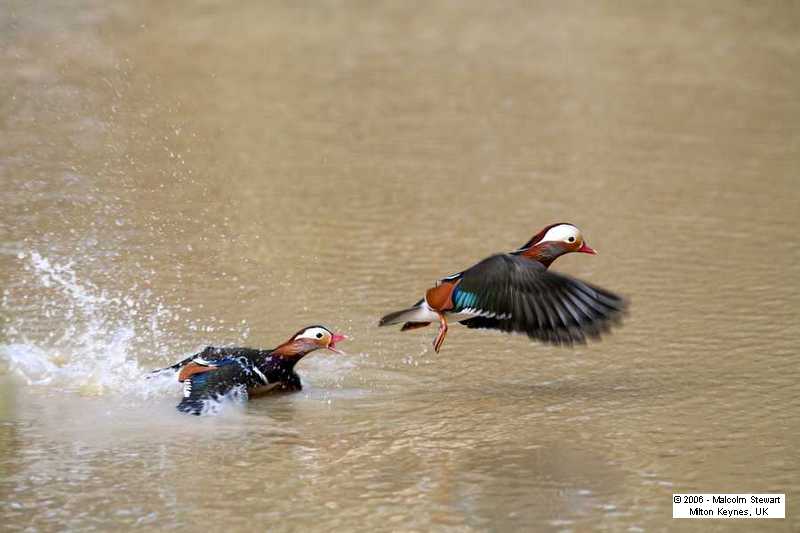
{"left": 1, "top": 1, "right": 798, "bottom": 531}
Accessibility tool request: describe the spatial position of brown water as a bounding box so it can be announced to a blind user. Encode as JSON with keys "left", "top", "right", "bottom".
{"left": 1, "top": 1, "right": 798, "bottom": 531}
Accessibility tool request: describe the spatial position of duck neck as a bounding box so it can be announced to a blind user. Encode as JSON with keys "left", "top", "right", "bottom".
{"left": 516, "top": 242, "right": 562, "bottom": 268}
{"left": 269, "top": 340, "right": 318, "bottom": 367}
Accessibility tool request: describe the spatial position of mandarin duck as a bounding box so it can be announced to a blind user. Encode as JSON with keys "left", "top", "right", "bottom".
{"left": 379, "top": 223, "right": 626, "bottom": 352}
{"left": 151, "top": 325, "right": 346, "bottom": 415}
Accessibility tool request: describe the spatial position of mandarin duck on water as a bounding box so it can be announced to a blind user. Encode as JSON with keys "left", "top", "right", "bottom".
{"left": 379, "top": 223, "right": 627, "bottom": 352}
{"left": 151, "top": 326, "right": 346, "bottom": 415}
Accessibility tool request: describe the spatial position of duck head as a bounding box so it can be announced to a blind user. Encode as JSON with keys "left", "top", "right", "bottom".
{"left": 516, "top": 223, "right": 596, "bottom": 267}
{"left": 273, "top": 325, "right": 347, "bottom": 358}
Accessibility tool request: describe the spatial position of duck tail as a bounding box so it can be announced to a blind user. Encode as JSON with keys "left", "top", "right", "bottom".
{"left": 379, "top": 299, "right": 430, "bottom": 327}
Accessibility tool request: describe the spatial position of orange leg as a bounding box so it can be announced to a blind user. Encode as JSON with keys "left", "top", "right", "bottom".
{"left": 432, "top": 313, "right": 448, "bottom": 353}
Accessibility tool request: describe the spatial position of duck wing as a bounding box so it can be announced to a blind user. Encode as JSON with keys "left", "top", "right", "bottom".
{"left": 149, "top": 346, "right": 267, "bottom": 376}
{"left": 453, "top": 254, "right": 627, "bottom": 345}
{"left": 176, "top": 356, "right": 268, "bottom": 415}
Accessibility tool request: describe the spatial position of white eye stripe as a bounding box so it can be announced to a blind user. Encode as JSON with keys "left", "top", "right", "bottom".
{"left": 296, "top": 327, "right": 330, "bottom": 341}
{"left": 541, "top": 224, "right": 580, "bottom": 243}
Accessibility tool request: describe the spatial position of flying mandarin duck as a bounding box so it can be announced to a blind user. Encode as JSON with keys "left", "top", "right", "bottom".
{"left": 379, "top": 223, "right": 626, "bottom": 352}
{"left": 152, "top": 325, "right": 346, "bottom": 415}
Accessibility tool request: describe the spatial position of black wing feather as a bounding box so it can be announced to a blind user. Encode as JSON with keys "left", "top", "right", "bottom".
{"left": 457, "top": 254, "right": 627, "bottom": 345}
{"left": 176, "top": 358, "right": 261, "bottom": 415}
{"left": 150, "top": 345, "right": 270, "bottom": 376}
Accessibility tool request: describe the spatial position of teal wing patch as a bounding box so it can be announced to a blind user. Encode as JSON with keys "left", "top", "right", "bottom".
{"left": 452, "top": 288, "right": 479, "bottom": 311}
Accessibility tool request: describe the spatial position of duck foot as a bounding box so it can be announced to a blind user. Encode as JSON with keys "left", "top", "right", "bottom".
{"left": 432, "top": 313, "right": 448, "bottom": 353}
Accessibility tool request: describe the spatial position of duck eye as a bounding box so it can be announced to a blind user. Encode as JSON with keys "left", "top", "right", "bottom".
{"left": 316, "top": 333, "right": 323, "bottom": 339}
{"left": 568, "top": 236, "right": 575, "bottom": 243}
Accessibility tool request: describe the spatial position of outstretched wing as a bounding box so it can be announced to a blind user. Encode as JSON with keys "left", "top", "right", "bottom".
{"left": 452, "top": 254, "right": 627, "bottom": 345}
{"left": 176, "top": 357, "right": 264, "bottom": 415}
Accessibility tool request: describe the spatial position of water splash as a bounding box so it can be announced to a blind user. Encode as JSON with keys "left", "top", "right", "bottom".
{"left": 0, "top": 251, "right": 217, "bottom": 399}
{"left": 177, "top": 386, "right": 249, "bottom": 416}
